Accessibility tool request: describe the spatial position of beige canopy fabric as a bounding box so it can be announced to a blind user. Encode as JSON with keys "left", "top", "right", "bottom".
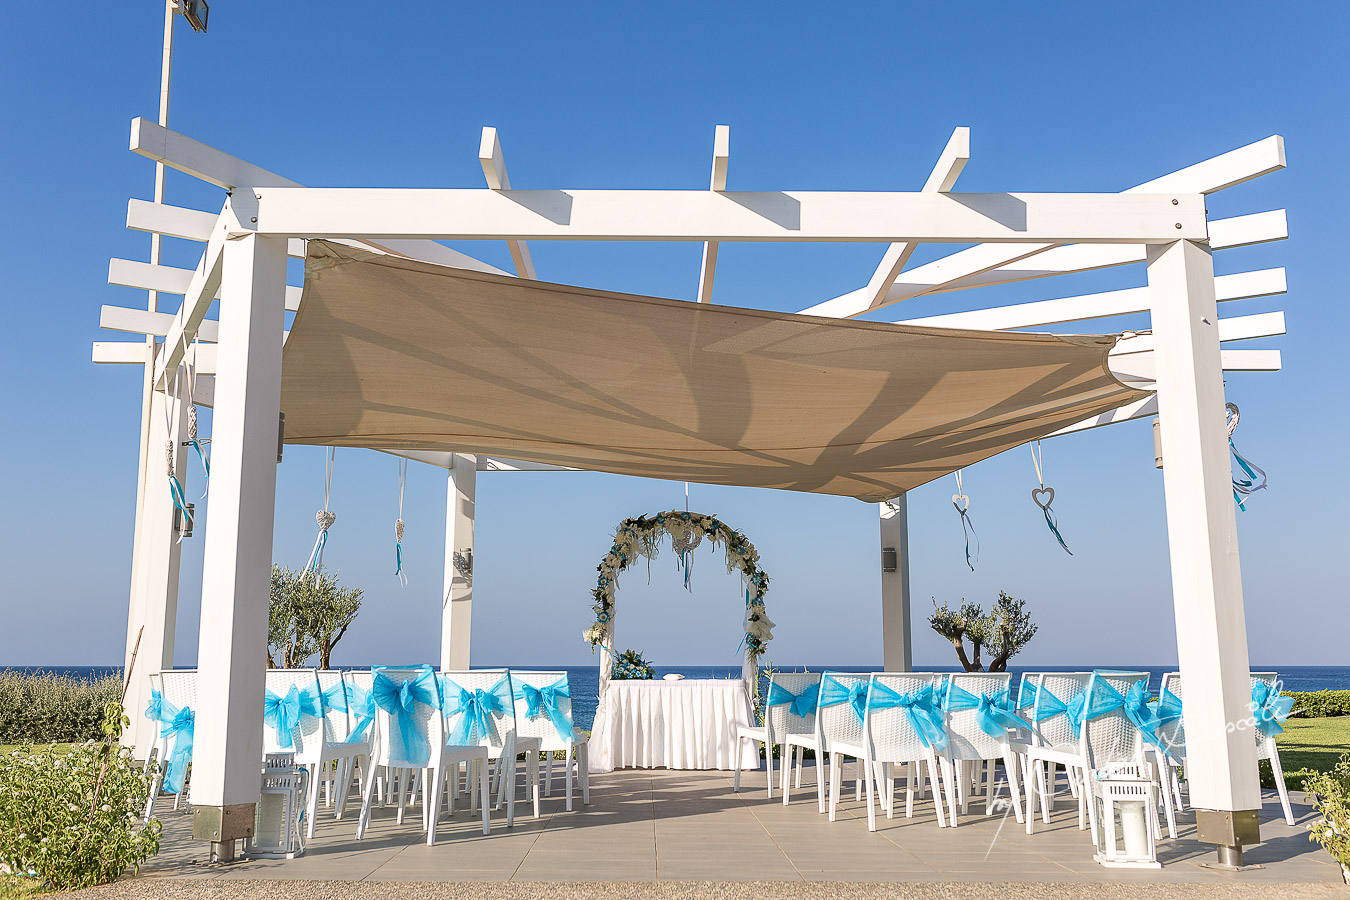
{"left": 280, "top": 241, "right": 1150, "bottom": 501}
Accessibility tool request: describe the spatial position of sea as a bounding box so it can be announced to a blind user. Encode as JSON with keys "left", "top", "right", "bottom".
{"left": 7, "top": 664, "right": 1348, "bottom": 733}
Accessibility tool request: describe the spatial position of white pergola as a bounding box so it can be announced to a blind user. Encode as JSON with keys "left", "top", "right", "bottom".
{"left": 97, "top": 118, "right": 1287, "bottom": 863}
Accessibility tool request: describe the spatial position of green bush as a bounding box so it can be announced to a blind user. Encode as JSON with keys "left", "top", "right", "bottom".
{"left": 0, "top": 671, "right": 122, "bottom": 745}
{"left": 1285, "top": 690, "right": 1350, "bottom": 719}
{"left": 0, "top": 704, "right": 161, "bottom": 891}
{"left": 1305, "top": 752, "right": 1350, "bottom": 875}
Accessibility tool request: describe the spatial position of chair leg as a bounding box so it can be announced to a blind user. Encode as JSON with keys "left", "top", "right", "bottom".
{"left": 355, "top": 757, "right": 378, "bottom": 840}
{"left": 1004, "top": 752, "right": 1025, "bottom": 824}
{"left": 828, "top": 754, "right": 841, "bottom": 822}
{"left": 1157, "top": 763, "right": 1177, "bottom": 839}
{"left": 478, "top": 758, "right": 491, "bottom": 835}
{"left": 766, "top": 741, "right": 774, "bottom": 800}
{"left": 905, "top": 762, "right": 916, "bottom": 819}
{"left": 923, "top": 751, "right": 947, "bottom": 828}
{"left": 580, "top": 743, "right": 591, "bottom": 805}
{"left": 426, "top": 763, "right": 443, "bottom": 846}
{"left": 781, "top": 742, "right": 792, "bottom": 806}
{"left": 529, "top": 749, "right": 541, "bottom": 818}
{"left": 864, "top": 755, "right": 877, "bottom": 832}
{"left": 1024, "top": 759, "right": 1038, "bottom": 835}
{"left": 305, "top": 762, "right": 323, "bottom": 840}
{"left": 985, "top": 758, "right": 996, "bottom": 815}
{"left": 544, "top": 753, "right": 553, "bottom": 798}
{"left": 1269, "top": 744, "right": 1296, "bottom": 825}
{"left": 854, "top": 758, "right": 862, "bottom": 802}
{"left": 733, "top": 735, "right": 744, "bottom": 792}
{"left": 796, "top": 744, "right": 805, "bottom": 788}
{"left": 938, "top": 756, "right": 958, "bottom": 827}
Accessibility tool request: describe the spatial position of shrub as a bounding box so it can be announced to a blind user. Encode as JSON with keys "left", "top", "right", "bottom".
{"left": 1285, "top": 690, "right": 1350, "bottom": 719}
{"left": 0, "top": 704, "right": 161, "bottom": 891}
{"left": 1305, "top": 752, "right": 1350, "bottom": 877}
{"left": 0, "top": 670, "right": 122, "bottom": 745}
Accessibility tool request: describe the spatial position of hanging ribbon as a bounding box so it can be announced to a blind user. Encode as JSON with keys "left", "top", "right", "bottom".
{"left": 306, "top": 447, "right": 337, "bottom": 580}
{"left": 370, "top": 666, "right": 439, "bottom": 766}
{"left": 515, "top": 678, "right": 577, "bottom": 742}
{"left": 1251, "top": 681, "right": 1295, "bottom": 736}
{"left": 1226, "top": 403, "right": 1268, "bottom": 511}
{"left": 1030, "top": 441, "right": 1072, "bottom": 555}
{"left": 943, "top": 685, "right": 1029, "bottom": 738}
{"left": 442, "top": 675, "right": 514, "bottom": 746}
{"left": 157, "top": 701, "right": 195, "bottom": 794}
{"left": 819, "top": 674, "right": 869, "bottom": 726}
{"left": 263, "top": 684, "right": 322, "bottom": 750}
{"left": 765, "top": 681, "right": 820, "bottom": 718}
{"left": 394, "top": 458, "right": 408, "bottom": 587}
{"left": 867, "top": 682, "right": 948, "bottom": 751}
{"left": 951, "top": 470, "right": 978, "bottom": 571}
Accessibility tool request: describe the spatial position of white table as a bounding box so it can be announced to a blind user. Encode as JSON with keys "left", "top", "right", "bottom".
{"left": 588, "top": 679, "right": 759, "bottom": 773}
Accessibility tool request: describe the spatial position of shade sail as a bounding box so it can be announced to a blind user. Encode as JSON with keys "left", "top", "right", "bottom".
{"left": 280, "top": 241, "right": 1149, "bottom": 501}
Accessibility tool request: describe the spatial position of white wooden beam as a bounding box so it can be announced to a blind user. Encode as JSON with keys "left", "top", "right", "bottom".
{"left": 1111, "top": 311, "right": 1286, "bottom": 356}
{"left": 696, "top": 125, "right": 731, "bottom": 303}
{"left": 109, "top": 258, "right": 195, "bottom": 296}
{"left": 127, "top": 200, "right": 310, "bottom": 260}
{"left": 897, "top": 268, "right": 1285, "bottom": 331}
{"left": 802, "top": 135, "right": 1287, "bottom": 315}
{"left": 153, "top": 204, "right": 231, "bottom": 388}
{"left": 1208, "top": 210, "right": 1288, "bottom": 250}
{"left": 1109, "top": 348, "right": 1281, "bottom": 384}
{"left": 478, "top": 127, "right": 536, "bottom": 279}
{"left": 1050, "top": 394, "right": 1159, "bottom": 437}
{"left": 246, "top": 187, "right": 1205, "bottom": 243}
{"left": 94, "top": 342, "right": 156, "bottom": 365}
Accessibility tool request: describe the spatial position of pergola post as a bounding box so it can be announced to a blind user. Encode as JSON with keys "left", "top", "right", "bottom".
{"left": 1147, "top": 239, "right": 1261, "bottom": 866}
{"left": 879, "top": 496, "right": 913, "bottom": 671}
{"left": 122, "top": 376, "right": 189, "bottom": 753}
{"left": 189, "top": 234, "right": 287, "bottom": 861}
{"left": 440, "top": 453, "right": 476, "bottom": 670}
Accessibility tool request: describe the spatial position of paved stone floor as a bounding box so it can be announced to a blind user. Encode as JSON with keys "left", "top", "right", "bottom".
{"left": 124, "top": 765, "right": 1343, "bottom": 889}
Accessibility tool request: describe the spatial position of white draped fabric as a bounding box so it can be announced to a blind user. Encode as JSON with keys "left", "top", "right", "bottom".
{"left": 588, "top": 680, "right": 759, "bottom": 774}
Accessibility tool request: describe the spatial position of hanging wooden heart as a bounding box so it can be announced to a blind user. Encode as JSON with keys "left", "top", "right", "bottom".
{"left": 951, "top": 493, "right": 969, "bottom": 513}
{"left": 1031, "top": 487, "right": 1055, "bottom": 510}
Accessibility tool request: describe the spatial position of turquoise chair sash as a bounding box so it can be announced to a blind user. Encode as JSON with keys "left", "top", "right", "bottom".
{"left": 442, "top": 675, "right": 514, "bottom": 746}
{"left": 1149, "top": 688, "right": 1183, "bottom": 726}
{"left": 263, "top": 684, "right": 322, "bottom": 750}
{"left": 765, "top": 681, "right": 820, "bottom": 718}
{"left": 868, "top": 682, "right": 947, "bottom": 751}
{"left": 345, "top": 682, "right": 377, "bottom": 742}
{"left": 371, "top": 666, "right": 439, "bottom": 766}
{"left": 1030, "top": 686, "right": 1070, "bottom": 724}
{"left": 1251, "top": 681, "right": 1295, "bottom": 736}
{"left": 144, "top": 688, "right": 165, "bottom": 723}
{"left": 943, "top": 684, "right": 1029, "bottom": 739}
{"left": 1067, "top": 677, "right": 1161, "bottom": 747}
{"left": 819, "top": 675, "right": 868, "bottom": 726}
{"left": 158, "top": 702, "right": 194, "bottom": 794}
{"left": 514, "top": 678, "right": 577, "bottom": 742}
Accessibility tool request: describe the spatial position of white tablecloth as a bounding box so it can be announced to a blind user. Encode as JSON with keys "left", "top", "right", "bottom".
{"left": 588, "top": 679, "right": 759, "bottom": 773}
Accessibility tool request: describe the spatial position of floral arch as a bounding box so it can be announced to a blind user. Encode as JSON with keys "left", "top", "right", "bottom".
{"left": 584, "top": 511, "right": 775, "bottom": 693}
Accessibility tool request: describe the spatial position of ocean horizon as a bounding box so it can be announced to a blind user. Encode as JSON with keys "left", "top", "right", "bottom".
{"left": 7, "top": 663, "right": 1347, "bottom": 733}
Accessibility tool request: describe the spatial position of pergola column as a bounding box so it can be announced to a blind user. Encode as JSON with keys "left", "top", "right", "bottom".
{"left": 440, "top": 453, "right": 476, "bottom": 670}
{"left": 122, "top": 374, "right": 189, "bottom": 753}
{"left": 1148, "top": 239, "right": 1260, "bottom": 866}
{"left": 189, "top": 234, "right": 287, "bottom": 861}
{"left": 879, "top": 496, "right": 913, "bottom": 671}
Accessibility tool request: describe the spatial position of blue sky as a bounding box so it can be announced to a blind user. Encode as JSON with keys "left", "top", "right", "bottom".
{"left": 1, "top": 2, "right": 1345, "bottom": 669}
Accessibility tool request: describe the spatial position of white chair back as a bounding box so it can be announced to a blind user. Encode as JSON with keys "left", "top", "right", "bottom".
{"left": 1080, "top": 671, "right": 1147, "bottom": 770}
{"left": 818, "top": 671, "right": 868, "bottom": 752}
{"left": 1035, "top": 672, "right": 1091, "bottom": 753}
{"left": 866, "top": 673, "right": 936, "bottom": 763}
{"left": 762, "top": 672, "right": 822, "bottom": 745}
{"left": 941, "top": 672, "right": 1013, "bottom": 760}
{"left": 263, "top": 669, "right": 324, "bottom": 759}
{"left": 440, "top": 669, "right": 518, "bottom": 754}
{"left": 316, "top": 669, "right": 357, "bottom": 743}
{"left": 369, "top": 667, "right": 444, "bottom": 769}
{"left": 1250, "top": 671, "right": 1283, "bottom": 760}
{"left": 510, "top": 670, "right": 577, "bottom": 753}
{"left": 1157, "top": 671, "right": 1186, "bottom": 758}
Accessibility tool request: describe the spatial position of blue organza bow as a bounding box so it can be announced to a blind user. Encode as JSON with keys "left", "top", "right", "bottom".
{"left": 944, "top": 685, "right": 1029, "bottom": 739}
{"left": 515, "top": 678, "right": 576, "bottom": 742}
{"left": 819, "top": 675, "right": 869, "bottom": 725}
{"left": 868, "top": 682, "right": 948, "bottom": 750}
{"left": 320, "top": 681, "right": 349, "bottom": 716}
{"left": 158, "top": 703, "right": 194, "bottom": 794}
{"left": 1251, "top": 681, "right": 1295, "bottom": 736}
{"left": 443, "top": 675, "right": 513, "bottom": 746}
{"left": 765, "top": 681, "right": 820, "bottom": 718}
{"left": 345, "top": 682, "right": 376, "bottom": 742}
{"left": 1030, "top": 686, "right": 1070, "bottom": 724}
{"left": 145, "top": 689, "right": 165, "bottom": 722}
{"left": 1149, "top": 688, "right": 1183, "bottom": 726}
{"left": 371, "top": 666, "right": 439, "bottom": 765}
{"left": 263, "top": 684, "right": 322, "bottom": 750}
{"left": 1067, "top": 678, "right": 1161, "bottom": 747}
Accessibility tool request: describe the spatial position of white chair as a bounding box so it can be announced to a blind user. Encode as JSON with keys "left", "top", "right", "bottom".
{"left": 1011, "top": 671, "right": 1091, "bottom": 833}
{"left": 140, "top": 672, "right": 166, "bottom": 777}
{"left": 439, "top": 669, "right": 541, "bottom": 827}
{"left": 936, "top": 672, "right": 1025, "bottom": 827}
{"left": 142, "top": 669, "right": 197, "bottom": 819}
{"left": 732, "top": 672, "right": 823, "bottom": 810}
{"left": 1076, "top": 670, "right": 1169, "bottom": 840}
{"left": 817, "top": 671, "right": 871, "bottom": 821}
{"left": 354, "top": 666, "right": 489, "bottom": 844}
{"left": 510, "top": 670, "right": 590, "bottom": 811}
{"left": 310, "top": 669, "right": 373, "bottom": 832}
{"left": 862, "top": 673, "right": 949, "bottom": 831}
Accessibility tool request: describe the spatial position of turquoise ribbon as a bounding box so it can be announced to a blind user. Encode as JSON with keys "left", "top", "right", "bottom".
{"left": 395, "top": 541, "right": 404, "bottom": 581}
{"left": 442, "top": 675, "right": 513, "bottom": 746}
{"left": 306, "top": 529, "right": 328, "bottom": 576}
{"left": 1149, "top": 688, "right": 1183, "bottom": 727}
{"left": 868, "top": 682, "right": 947, "bottom": 750}
{"left": 371, "top": 666, "right": 439, "bottom": 765}
{"left": 1016, "top": 684, "right": 1036, "bottom": 712}
{"left": 1230, "top": 439, "right": 1268, "bottom": 511}
{"left": 320, "top": 681, "right": 349, "bottom": 716}
{"left": 1040, "top": 505, "right": 1073, "bottom": 555}
{"left": 943, "top": 685, "right": 1029, "bottom": 739}
{"left": 190, "top": 438, "right": 210, "bottom": 497}
{"left": 819, "top": 675, "right": 869, "bottom": 726}
{"left": 157, "top": 702, "right": 194, "bottom": 794}
{"left": 766, "top": 681, "right": 820, "bottom": 718}
{"left": 954, "top": 503, "right": 978, "bottom": 571}
{"left": 345, "top": 683, "right": 376, "bottom": 742}
{"left": 1251, "top": 681, "right": 1295, "bottom": 736}
{"left": 168, "top": 474, "right": 192, "bottom": 535}
{"left": 145, "top": 689, "right": 165, "bottom": 722}
{"left": 514, "top": 678, "right": 577, "bottom": 742}
{"left": 263, "top": 684, "right": 322, "bottom": 750}
{"left": 1029, "top": 686, "right": 1070, "bottom": 723}
{"left": 1067, "top": 678, "right": 1161, "bottom": 747}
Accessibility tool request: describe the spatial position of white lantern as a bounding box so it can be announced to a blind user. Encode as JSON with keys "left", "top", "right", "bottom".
{"left": 244, "top": 753, "right": 309, "bottom": 859}
{"left": 1090, "top": 762, "right": 1161, "bottom": 868}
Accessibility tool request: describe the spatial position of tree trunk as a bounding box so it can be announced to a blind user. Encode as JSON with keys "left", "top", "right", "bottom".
{"left": 319, "top": 644, "right": 331, "bottom": 670}
{"left": 988, "top": 627, "right": 1014, "bottom": 672}
{"left": 969, "top": 638, "right": 985, "bottom": 672}
{"left": 951, "top": 639, "right": 975, "bottom": 672}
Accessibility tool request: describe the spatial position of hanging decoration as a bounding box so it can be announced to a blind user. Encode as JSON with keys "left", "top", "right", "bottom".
{"left": 394, "top": 458, "right": 408, "bottom": 587}
{"left": 1030, "top": 440, "right": 1072, "bottom": 555}
{"left": 182, "top": 340, "right": 210, "bottom": 499}
{"left": 952, "top": 470, "right": 978, "bottom": 571}
{"left": 1226, "top": 402, "right": 1268, "bottom": 511}
{"left": 163, "top": 359, "right": 192, "bottom": 544}
{"left": 584, "top": 511, "right": 774, "bottom": 664}
{"left": 305, "top": 447, "right": 337, "bottom": 580}
{"left": 668, "top": 482, "right": 700, "bottom": 590}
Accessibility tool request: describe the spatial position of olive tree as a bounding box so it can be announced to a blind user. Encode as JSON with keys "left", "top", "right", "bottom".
{"left": 928, "top": 591, "right": 1037, "bottom": 672}
{"left": 268, "top": 565, "right": 363, "bottom": 669}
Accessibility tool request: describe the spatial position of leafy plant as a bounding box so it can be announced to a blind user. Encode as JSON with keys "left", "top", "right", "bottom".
{"left": 0, "top": 671, "right": 122, "bottom": 745}
{"left": 929, "top": 591, "right": 1037, "bottom": 672}
{"left": 268, "top": 565, "right": 363, "bottom": 669}
{"left": 0, "top": 704, "right": 161, "bottom": 891}
{"left": 611, "top": 649, "right": 655, "bottom": 680}
{"left": 1305, "top": 752, "right": 1350, "bottom": 878}
{"left": 1285, "top": 690, "right": 1350, "bottom": 719}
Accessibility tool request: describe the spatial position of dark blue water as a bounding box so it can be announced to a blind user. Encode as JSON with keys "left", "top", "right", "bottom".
{"left": 7, "top": 664, "right": 1347, "bottom": 733}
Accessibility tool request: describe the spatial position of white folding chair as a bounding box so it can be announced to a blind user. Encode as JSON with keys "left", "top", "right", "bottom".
{"left": 142, "top": 669, "right": 197, "bottom": 819}
{"left": 817, "top": 671, "right": 871, "bottom": 821}
{"left": 862, "top": 673, "right": 949, "bottom": 831}
{"left": 1010, "top": 672, "right": 1091, "bottom": 833}
{"left": 439, "top": 669, "right": 541, "bottom": 826}
{"left": 936, "top": 672, "right": 1025, "bottom": 827}
{"left": 510, "top": 670, "right": 589, "bottom": 810}
{"left": 733, "top": 671, "right": 823, "bottom": 810}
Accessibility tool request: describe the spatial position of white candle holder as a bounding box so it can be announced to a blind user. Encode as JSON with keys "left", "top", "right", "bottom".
{"left": 244, "top": 753, "right": 309, "bottom": 859}
{"left": 1091, "top": 762, "right": 1161, "bottom": 868}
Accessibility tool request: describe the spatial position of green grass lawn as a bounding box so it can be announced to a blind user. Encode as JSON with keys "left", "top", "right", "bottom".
{"left": 0, "top": 744, "right": 77, "bottom": 756}
{"left": 1267, "top": 715, "right": 1350, "bottom": 792}
{"left": 0, "top": 875, "right": 47, "bottom": 899}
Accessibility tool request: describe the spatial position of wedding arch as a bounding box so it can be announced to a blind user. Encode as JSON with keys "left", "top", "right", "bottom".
{"left": 584, "top": 511, "right": 775, "bottom": 695}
